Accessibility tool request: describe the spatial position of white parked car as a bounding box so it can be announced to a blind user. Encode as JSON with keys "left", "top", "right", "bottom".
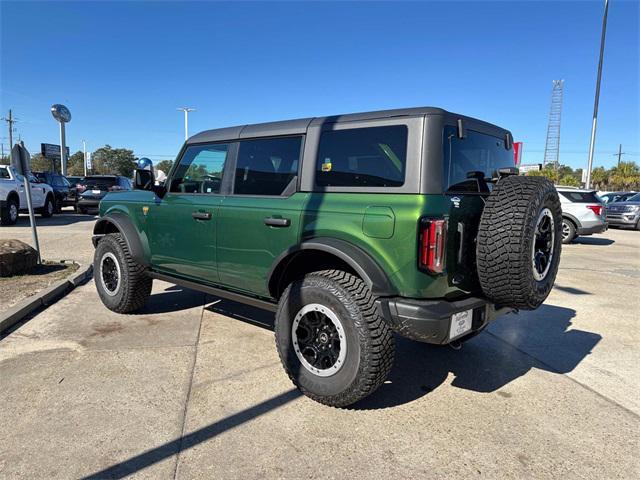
{"left": 556, "top": 186, "right": 607, "bottom": 244}
{"left": 0, "top": 165, "right": 56, "bottom": 225}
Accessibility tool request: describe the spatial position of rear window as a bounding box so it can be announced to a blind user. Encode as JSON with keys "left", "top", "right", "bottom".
{"left": 0, "top": 167, "right": 9, "bottom": 179}
{"left": 444, "top": 126, "right": 514, "bottom": 193}
{"left": 84, "top": 177, "right": 117, "bottom": 189}
{"left": 559, "top": 191, "right": 600, "bottom": 203}
{"left": 315, "top": 125, "right": 407, "bottom": 187}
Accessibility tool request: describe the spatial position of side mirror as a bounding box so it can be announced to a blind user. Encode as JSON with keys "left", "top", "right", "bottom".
{"left": 134, "top": 157, "right": 155, "bottom": 190}
{"left": 134, "top": 169, "right": 155, "bottom": 190}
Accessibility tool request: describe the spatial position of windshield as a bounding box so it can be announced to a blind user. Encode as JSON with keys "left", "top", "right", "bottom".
{"left": 627, "top": 193, "right": 640, "bottom": 202}
{"left": 84, "top": 177, "right": 117, "bottom": 190}
{"left": 443, "top": 126, "right": 514, "bottom": 193}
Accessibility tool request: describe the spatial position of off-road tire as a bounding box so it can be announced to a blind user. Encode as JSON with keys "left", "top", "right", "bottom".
{"left": 40, "top": 195, "right": 54, "bottom": 218}
{"left": 275, "top": 270, "right": 395, "bottom": 407}
{"left": 476, "top": 176, "right": 562, "bottom": 310}
{"left": 94, "top": 233, "right": 152, "bottom": 313}
{"left": 561, "top": 218, "right": 577, "bottom": 244}
{"left": 1, "top": 196, "right": 19, "bottom": 225}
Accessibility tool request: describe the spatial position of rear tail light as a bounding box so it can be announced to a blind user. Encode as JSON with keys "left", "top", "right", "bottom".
{"left": 586, "top": 204, "right": 603, "bottom": 216}
{"left": 419, "top": 219, "right": 447, "bottom": 274}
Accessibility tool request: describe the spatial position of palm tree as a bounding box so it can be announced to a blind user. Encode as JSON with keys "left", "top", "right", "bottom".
{"left": 590, "top": 166, "right": 608, "bottom": 190}
{"left": 610, "top": 161, "right": 640, "bottom": 190}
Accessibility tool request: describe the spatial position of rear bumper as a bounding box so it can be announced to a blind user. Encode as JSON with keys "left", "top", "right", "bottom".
{"left": 577, "top": 222, "right": 607, "bottom": 235}
{"left": 376, "top": 296, "right": 513, "bottom": 345}
{"left": 77, "top": 198, "right": 101, "bottom": 209}
{"left": 606, "top": 213, "right": 639, "bottom": 228}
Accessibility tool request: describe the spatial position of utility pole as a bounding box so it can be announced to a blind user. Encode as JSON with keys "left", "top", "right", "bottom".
{"left": 177, "top": 107, "right": 195, "bottom": 141}
{"left": 2, "top": 109, "right": 17, "bottom": 161}
{"left": 585, "top": 0, "right": 610, "bottom": 189}
{"left": 82, "top": 139, "right": 87, "bottom": 176}
{"left": 613, "top": 144, "right": 625, "bottom": 167}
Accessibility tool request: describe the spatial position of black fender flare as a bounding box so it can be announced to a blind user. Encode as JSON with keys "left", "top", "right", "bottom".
{"left": 267, "top": 237, "right": 396, "bottom": 298}
{"left": 92, "top": 212, "right": 149, "bottom": 267}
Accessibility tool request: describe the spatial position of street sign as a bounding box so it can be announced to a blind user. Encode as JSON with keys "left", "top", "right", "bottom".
{"left": 10, "top": 143, "right": 41, "bottom": 263}
{"left": 11, "top": 143, "right": 31, "bottom": 176}
{"left": 41, "top": 143, "right": 70, "bottom": 159}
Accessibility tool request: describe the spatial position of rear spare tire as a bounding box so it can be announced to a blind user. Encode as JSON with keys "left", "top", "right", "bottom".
{"left": 476, "top": 176, "right": 562, "bottom": 310}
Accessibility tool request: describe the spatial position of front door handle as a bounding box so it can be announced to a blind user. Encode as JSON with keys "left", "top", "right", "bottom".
{"left": 192, "top": 211, "right": 212, "bottom": 221}
{"left": 264, "top": 217, "right": 290, "bottom": 227}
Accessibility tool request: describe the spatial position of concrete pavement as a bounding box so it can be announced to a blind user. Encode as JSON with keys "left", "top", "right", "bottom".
{"left": 0, "top": 224, "right": 638, "bottom": 479}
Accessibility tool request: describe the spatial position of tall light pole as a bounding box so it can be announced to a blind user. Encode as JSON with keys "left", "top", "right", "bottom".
{"left": 177, "top": 107, "right": 195, "bottom": 141}
{"left": 585, "top": 0, "right": 610, "bottom": 189}
{"left": 82, "top": 139, "right": 88, "bottom": 176}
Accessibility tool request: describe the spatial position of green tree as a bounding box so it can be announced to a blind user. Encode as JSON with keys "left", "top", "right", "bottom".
{"left": 559, "top": 175, "right": 580, "bottom": 187}
{"left": 590, "top": 166, "right": 608, "bottom": 190}
{"left": 29, "top": 153, "right": 56, "bottom": 172}
{"left": 609, "top": 161, "right": 640, "bottom": 190}
{"left": 526, "top": 165, "right": 559, "bottom": 183}
{"left": 66, "top": 151, "right": 87, "bottom": 176}
{"left": 155, "top": 160, "right": 174, "bottom": 175}
{"left": 91, "top": 145, "right": 137, "bottom": 176}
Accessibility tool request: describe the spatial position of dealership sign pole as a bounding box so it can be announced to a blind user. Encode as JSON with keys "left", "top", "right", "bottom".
{"left": 51, "top": 104, "right": 71, "bottom": 175}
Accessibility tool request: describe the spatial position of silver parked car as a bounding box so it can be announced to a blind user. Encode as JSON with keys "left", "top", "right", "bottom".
{"left": 556, "top": 186, "right": 607, "bottom": 244}
{"left": 605, "top": 192, "right": 640, "bottom": 230}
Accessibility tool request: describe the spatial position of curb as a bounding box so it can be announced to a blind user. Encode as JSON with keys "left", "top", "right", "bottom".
{"left": 0, "top": 263, "right": 94, "bottom": 334}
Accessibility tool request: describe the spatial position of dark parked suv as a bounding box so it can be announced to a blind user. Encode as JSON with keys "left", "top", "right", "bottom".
{"left": 33, "top": 171, "right": 72, "bottom": 212}
{"left": 77, "top": 175, "right": 132, "bottom": 214}
{"left": 92, "top": 107, "right": 562, "bottom": 407}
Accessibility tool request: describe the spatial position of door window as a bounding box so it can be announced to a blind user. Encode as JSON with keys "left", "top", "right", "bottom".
{"left": 170, "top": 143, "right": 229, "bottom": 194}
{"left": 234, "top": 136, "right": 302, "bottom": 196}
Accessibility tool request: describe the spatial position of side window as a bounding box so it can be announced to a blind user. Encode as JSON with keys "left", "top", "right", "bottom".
{"left": 170, "top": 143, "right": 229, "bottom": 194}
{"left": 234, "top": 136, "right": 302, "bottom": 196}
{"left": 316, "top": 126, "right": 407, "bottom": 187}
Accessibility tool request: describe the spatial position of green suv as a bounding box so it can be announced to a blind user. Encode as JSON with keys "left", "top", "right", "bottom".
{"left": 92, "top": 107, "right": 562, "bottom": 407}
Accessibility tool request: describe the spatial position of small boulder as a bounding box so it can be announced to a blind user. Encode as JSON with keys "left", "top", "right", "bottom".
{"left": 0, "top": 239, "right": 38, "bottom": 277}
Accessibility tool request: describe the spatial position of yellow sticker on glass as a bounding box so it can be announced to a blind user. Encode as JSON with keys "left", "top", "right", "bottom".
{"left": 321, "top": 162, "right": 332, "bottom": 172}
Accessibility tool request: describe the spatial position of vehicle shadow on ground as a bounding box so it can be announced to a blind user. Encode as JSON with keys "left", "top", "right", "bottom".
{"left": 10, "top": 214, "right": 96, "bottom": 227}
{"left": 202, "top": 300, "right": 601, "bottom": 410}
{"left": 132, "top": 285, "right": 207, "bottom": 315}
{"left": 572, "top": 236, "right": 615, "bottom": 246}
{"left": 356, "top": 304, "right": 600, "bottom": 409}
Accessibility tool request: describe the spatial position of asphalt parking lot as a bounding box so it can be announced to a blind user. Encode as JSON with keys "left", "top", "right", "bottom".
{"left": 1, "top": 217, "right": 638, "bottom": 479}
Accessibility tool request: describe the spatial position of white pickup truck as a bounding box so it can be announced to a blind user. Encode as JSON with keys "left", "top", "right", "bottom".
{"left": 0, "top": 165, "right": 56, "bottom": 225}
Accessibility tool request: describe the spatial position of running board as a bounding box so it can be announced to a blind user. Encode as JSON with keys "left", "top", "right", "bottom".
{"left": 148, "top": 271, "right": 278, "bottom": 312}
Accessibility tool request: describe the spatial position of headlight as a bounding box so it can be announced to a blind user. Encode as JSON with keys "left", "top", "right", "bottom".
{"left": 625, "top": 205, "right": 640, "bottom": 212}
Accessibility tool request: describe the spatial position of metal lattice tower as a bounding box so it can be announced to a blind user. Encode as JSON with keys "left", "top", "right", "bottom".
{"left": 543, "top": 80, "right": 564, "bottom": 167}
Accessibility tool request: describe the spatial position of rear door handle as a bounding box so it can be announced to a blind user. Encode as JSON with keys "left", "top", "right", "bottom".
{"left": 192, "top": 211, "right": 212, "bottom": 220}
{"left": 264, "top": 217, "right": 290, "bottom": 227}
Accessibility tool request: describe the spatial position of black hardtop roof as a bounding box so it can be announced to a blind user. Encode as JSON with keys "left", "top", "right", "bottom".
{"left": 186, "top": 106, "right": 507, "bottom": 145}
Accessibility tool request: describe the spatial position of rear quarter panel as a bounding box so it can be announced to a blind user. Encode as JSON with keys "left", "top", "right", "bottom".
{"left": 301, "top": 193, "right": 455, "bottom": 298}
